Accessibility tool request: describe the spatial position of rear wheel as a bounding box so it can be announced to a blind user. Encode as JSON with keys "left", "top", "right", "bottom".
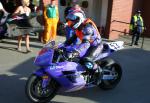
{"left": 25, "top": 74, "right": 59, "bottom": 103}
{"left": 98, "top": 59, "right": 122, "bottom": 90}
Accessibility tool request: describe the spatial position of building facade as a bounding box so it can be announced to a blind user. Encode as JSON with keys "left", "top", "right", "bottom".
{"left": 105, "top": 0, "right": 150, "bottom": 40}
{"left": 57, "top": 0, "right": 150, "bottom": 40}
{"left": 1, "top": 0, "right": 150, "bottom": 40}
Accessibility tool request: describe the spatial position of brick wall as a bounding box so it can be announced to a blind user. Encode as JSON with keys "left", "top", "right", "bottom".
{"left": 108, "top": 0, "right": 134, "bottom": 40}
{"left": 142, "top": 0, "right": 150, "bottom": 37}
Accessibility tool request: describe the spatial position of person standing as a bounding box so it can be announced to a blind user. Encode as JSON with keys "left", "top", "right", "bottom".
{"left": 43, "top": 0, "right": 59, "bottom": 44}
{"left": 13, "top": 0, "right": 32, "bottom": 52}
{"left": 130, "top": 10, "right": 144, "bottom": 46}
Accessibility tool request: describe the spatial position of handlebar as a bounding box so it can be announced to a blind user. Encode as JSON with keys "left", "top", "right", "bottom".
{"left": 56, "top": 47, "right": 80, "bottom": 61}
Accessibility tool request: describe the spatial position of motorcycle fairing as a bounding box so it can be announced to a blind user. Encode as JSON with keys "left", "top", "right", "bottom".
{"left": 42, "top": 61, "right": 86, "bottom": 92}
{"left": 34, "top": 48, "right": 54, "bottom": 66}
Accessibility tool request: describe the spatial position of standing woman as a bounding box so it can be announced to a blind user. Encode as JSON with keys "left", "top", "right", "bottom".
{"left": 13, "top": 0, "right": 32, "bottom": 52}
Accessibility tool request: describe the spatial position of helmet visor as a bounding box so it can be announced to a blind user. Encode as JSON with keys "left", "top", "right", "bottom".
{"left": 66, "top": 13, "right": 77, "bottom": 21}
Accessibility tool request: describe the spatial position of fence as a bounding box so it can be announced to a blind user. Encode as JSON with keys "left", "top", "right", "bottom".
{"left": 111, "top": 20, "right": 146, "bottom": 49}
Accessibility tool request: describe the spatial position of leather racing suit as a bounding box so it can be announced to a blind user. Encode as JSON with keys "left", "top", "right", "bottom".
{"left": 64, "top": 18, "right": 103, "bottom": 69}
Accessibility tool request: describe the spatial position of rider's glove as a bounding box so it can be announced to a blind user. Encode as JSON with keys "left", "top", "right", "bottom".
{"left": 65, "top": 50, "right": 79, "bottom": 59}
{"left": 72, "top": 50, "right": 80, "bottom": 58}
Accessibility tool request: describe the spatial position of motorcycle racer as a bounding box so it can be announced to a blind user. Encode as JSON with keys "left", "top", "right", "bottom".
{"left": 64, "top": 8, "right": 103, "bottom": 71}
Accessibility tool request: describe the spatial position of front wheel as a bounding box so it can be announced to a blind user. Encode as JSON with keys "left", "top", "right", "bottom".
{"left": 25, "top": 74, "right": 59, "bottom": 103}
{"left": 98, "top": 59, "right": 122, "bottom": 90}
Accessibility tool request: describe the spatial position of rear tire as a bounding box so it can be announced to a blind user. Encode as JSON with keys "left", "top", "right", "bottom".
{"left": 98, "top": 58, "right": 122, "bottom": 90}
{"left": 25, "top": 74, "right": 58, "bottom": 103}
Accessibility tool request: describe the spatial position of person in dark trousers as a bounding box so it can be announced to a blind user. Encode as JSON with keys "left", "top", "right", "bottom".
{"left": 130, "top": 10, "right": 144, "bottom": 46}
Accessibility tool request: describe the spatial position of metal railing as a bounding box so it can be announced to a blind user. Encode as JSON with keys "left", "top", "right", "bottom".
{"left": 111, "top": 20, "right": 146, "bottom": 49}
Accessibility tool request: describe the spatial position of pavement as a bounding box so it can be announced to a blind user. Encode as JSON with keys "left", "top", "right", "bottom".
{"left": 116, "top": 35, "right": 150, "bottom": 51}
{"left": 0, "top": 35, "right": 150, "bottom": 103}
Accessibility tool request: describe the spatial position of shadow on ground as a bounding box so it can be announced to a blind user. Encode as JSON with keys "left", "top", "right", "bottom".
{"left": 0, "top": 48, "right": 150, "bottom": 103}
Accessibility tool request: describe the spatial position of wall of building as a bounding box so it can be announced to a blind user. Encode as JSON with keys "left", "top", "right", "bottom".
{"left": 107, "top": 0, "right": 150, "bottom": 40}
{"left": 41, "top": 0, "right": 150, "bottom": 39}
{"left": 58, "top": 0, "right": 87, "bottom": 22}
{"left": 58, "top": 0, "right": 108, "bottom": 28}
{"left": 142, "top": 0, "right": 150, "bottom": 37}
{"left": 100, "top": 0, "right": 108, "bottom": 27}
{"left": 108, "top": 0, "right": 134, "bottom": 40}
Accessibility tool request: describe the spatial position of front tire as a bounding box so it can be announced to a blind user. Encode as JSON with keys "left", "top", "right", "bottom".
{"left": 25, "top": 74, "right": 58, "bottom": 103}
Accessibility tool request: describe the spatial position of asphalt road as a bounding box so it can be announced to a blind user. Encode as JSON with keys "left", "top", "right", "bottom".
{"left": 0, "top": 36, "right": 150, "bottom": 103}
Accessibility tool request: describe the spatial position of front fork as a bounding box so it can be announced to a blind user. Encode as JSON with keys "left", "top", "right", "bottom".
{"left": 41, "top": 75, "right": 50, "bottom": 88}
{"left": 33, "top": 68, "right": 50, "bottom": 89}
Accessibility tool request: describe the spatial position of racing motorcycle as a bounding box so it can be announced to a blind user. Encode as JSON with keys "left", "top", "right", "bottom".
{"left": 25, "top": 40, "right": 124, "bottom": 103}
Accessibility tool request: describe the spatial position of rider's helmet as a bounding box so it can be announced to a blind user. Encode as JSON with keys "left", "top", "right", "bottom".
{"left": 66, "top": 9, "right": 86, "bottom": 29}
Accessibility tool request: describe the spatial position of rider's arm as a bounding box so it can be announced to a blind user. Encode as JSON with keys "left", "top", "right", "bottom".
{"left": 74, "top": 24, "right": 93, "bottom": 56}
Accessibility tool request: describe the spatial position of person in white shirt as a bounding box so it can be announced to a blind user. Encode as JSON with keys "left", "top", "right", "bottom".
{"left": 13, "top": 0, "right": 32, "bottom": 52}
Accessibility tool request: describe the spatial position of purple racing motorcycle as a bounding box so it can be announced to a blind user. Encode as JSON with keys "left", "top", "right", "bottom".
{"left": 25, "top": 40, "right": 124, "bottom": 103}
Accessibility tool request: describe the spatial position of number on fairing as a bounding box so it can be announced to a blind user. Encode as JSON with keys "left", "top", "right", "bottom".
{"left": 109, "top": 42, "right": 120, "bottom": 50}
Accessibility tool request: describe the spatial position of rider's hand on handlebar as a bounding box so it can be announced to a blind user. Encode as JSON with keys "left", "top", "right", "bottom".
{"left": 65, "top": 50, "right": 79, "bottom": 59}
{"left": 53, "top": 45, "right": 58, "bottom": 49}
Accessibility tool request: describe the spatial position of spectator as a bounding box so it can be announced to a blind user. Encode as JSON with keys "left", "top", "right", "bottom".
{"left": 29, "top": 0, "right": 40, "bottom": 12}
{"left": 13, "top": 0, "right": 32, "bottom": 52}
{"left": 130, "top": 10, "right": 144, "bottom": 46}
{"left": 43, "top": 0, "right": 59, "bottom": 44}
